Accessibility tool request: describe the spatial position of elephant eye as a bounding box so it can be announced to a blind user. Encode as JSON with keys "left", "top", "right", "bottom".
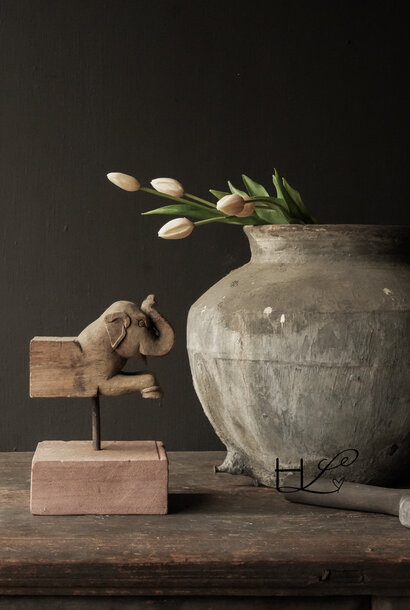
{"left": 138, "top": 319, "right": 146, "bottom": 327}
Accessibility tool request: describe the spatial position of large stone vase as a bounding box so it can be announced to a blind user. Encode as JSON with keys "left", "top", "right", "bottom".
{"left": 187, "top": 225, "right": 410, "bottom": 485}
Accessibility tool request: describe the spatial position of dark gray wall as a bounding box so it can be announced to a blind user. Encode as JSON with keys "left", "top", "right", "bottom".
{"left": 0, "top": 0, "right": 409, "bottom": 451}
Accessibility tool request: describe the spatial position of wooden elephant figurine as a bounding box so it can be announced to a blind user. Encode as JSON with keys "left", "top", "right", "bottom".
{"left": 30, "top": 295, "right": 175, "bottom": 399}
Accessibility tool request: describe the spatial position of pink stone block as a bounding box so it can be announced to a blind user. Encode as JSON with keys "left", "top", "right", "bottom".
{"left": 30, "top": 441, "right": 168, "bottom": 515}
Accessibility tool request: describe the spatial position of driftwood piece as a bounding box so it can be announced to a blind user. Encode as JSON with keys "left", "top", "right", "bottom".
{"left": 30, "top": 295, "right": 175, "bottom": 399}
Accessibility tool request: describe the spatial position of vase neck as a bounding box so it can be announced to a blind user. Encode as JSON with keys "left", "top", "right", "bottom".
{"left": 245, "top": 225, "right": 410, "bottom": 264}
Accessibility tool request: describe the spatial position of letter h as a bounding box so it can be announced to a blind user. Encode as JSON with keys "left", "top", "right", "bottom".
{"left": 275, "top": 457, "right": 304, "bottom": 492}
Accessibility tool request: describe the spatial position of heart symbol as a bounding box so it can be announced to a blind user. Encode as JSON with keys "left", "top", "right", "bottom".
{"left": 332, "top": 477, "right": 345, "bottom": 491}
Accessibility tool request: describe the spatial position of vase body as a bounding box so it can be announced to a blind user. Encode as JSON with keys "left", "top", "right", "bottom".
{"left": 187, "top": 225, "right": 410, "bottom": 485}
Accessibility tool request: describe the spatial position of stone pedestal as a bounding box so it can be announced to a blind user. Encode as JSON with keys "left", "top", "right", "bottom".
{"left": 30, "top": 440, "right": 168, "bottom": 515}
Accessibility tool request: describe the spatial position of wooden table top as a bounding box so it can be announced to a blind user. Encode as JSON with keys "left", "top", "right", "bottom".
{"left": 0, "top": 451, "right": 409, "bottom": 597}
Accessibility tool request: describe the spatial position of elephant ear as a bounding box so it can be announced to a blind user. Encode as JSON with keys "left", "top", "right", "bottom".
{"left": 104, "top": 312, "right": 131, "bottom": 350}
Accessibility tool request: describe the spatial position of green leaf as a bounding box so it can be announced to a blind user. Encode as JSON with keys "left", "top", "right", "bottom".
{"left": 282, "top": 178, "right": 306, "bottom": 211}
{"left": 272, "top": 168, "right": 286, "bottom": 200}
{"left": 282, "top": 177, "right": 316, "bottom": 223}
{"left": 254, "top": 207, "right": 291, "bottom": 225}
{"left": 226, "top": 215, "right": 257, "bottom": 225}
{"left": 273, "top": 169, "right": 304, "bottom": 219}
{"left": 209, "top": 189, "right": 230, "bottom": 200}
{"left": 142, "top": 204, "right": 222, "bottom": 221}
{"left": 272, "top": 171, "right": 290, "bottom": 215}
{"left": 227, "top": 181, "right": 248, "bottom": 198}
{"left": 241, "top": 174, "right": 269, "bottom": 197}
{"left": 249, "top": 195, "right": 291, "bottom": 210}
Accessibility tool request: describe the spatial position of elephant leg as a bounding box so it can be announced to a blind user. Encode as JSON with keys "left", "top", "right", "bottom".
{"left": 99, "top": 372, "right": 163, "bottom": 399}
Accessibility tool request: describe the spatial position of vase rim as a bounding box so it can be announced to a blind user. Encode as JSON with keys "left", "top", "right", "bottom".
{"left": 244, "top": 224, "right": 410, "bottom": 261}
{"left": 244, "top": 224, "right": 409, "bottom": 235}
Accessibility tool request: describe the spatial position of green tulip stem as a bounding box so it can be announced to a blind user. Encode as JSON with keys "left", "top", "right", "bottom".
{"left": 248, "top": 197, "right": 291, "bottom": 214}
{"left": 185, "top": 193, "right": 216, "bottom": 208}
{"left": 247, "top": 197, "right": 281, "bottom": 206}
{"left": 140, "top": 187, "right": 213, "bottom": 212}
{"left": 246, "top": 196, "right": 276, "bottom": 202}
{"left": 194, "top": 216, "right": 236, "bottom": 226}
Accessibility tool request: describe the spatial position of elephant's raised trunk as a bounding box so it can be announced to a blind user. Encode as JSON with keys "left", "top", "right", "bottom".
{"left": 140, "top": 294, "right": 175, "bottom": 357}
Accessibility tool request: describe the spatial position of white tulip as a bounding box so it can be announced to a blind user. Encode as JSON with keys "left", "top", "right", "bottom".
{"left": 151, "top": 178, "right": 184, "bottom": 198}
{"left": 235, "top": 201, "right": 255, "bottom": 217}
{"left": 158, "top": 217, "right": 194, "bottom": 240}
{"left": 107, "top": 172, "right": 140, "bottom": 192}
{"left": 217, "top": 193, "right": 245, "bottom": 216}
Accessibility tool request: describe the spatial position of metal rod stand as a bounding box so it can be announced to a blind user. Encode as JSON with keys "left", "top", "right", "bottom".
{"left": 91, "top": 395, "right": 101, "bottom": 450}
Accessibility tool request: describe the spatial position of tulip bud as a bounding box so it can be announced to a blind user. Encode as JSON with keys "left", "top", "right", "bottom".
{"left": 158, "top": 217, "right": 194, "bottom": 240}
{"left": 235, "top": 201, "right": 255, "bottom": 217}
{"left": 107, "top": 172, "right": 140, "bottom": 192}
{"left": 217, "top": 193, "right": 245, "bottom": 216}
{"left": 151, "top": 178, "right": 184, "bottom": 198}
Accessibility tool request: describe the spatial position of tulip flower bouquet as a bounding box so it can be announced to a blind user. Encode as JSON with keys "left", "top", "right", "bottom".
{"left": 107, "top": 170, "right": 318, "bottom": 239}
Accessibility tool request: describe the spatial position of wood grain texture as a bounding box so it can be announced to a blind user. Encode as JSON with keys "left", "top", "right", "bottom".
{"left": 30, "top": 441, "right": 168, "bottom": 515}
{"left": 371, "top": 599, "right": 410, "bottom": 610}
{"left": 30, "top": 337, "right": 93, "bottom": 397}
{"left": 0, "top": 451, "right": 409, "bottom": 597}
{"left": 0, "top": 595, "right": 373, "bottom": 609}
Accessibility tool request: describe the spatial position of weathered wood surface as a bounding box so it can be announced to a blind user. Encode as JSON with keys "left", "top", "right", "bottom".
{"left": 30, "top": 337, "right": 94, "bottom": 397}
{"left": 30, "top": 441, "right": 168, "bottom": 515}
{"left": 284, "top": 478, "right": 410, "bottom": 526}
{"left": 0, "top": 452, "right": 409, "bottom": 597}
{"left": 0, "top": 594, "right": 375, "bottom": 608}
{"left": 29, "top": 334, "right": 162, "bottom": 399}
{"left": 30, "top": 297, "right": 174, "bottom": 400}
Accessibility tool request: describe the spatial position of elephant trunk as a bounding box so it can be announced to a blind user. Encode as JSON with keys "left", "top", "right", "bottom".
{"left": 140, "top": 295, "right": 175, "bottom": 357}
